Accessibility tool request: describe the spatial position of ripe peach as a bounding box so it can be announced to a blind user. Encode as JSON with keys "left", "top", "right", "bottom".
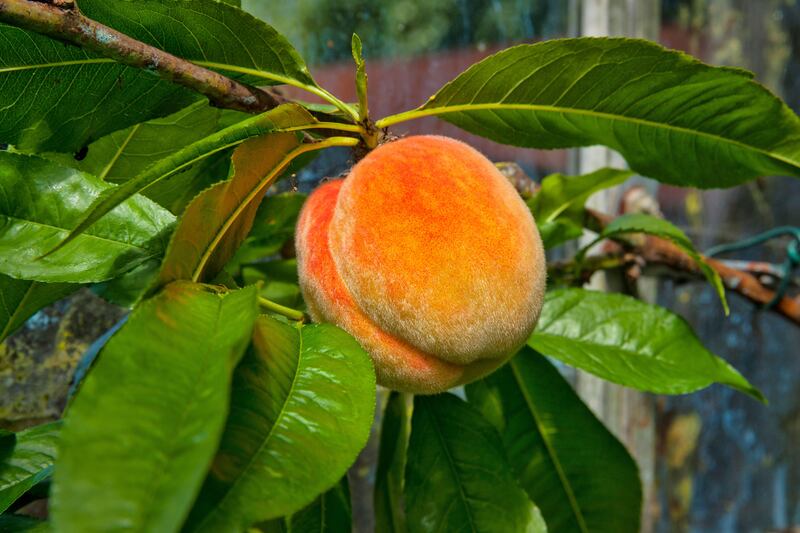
{"left": 295, "top": 135, "right": 546, "bottom": 394}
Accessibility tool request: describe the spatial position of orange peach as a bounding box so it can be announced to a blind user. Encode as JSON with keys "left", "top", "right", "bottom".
{"left": 295, "top": 135, "right": 546, "bottom": 394}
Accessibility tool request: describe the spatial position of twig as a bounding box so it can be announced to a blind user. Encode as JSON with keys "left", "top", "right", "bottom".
{"left": 715, "top": 259, "right": 800, "bottom": 288}
{"left": 583, "top": 209, "right": 800, "bottom": 326}
{"left": 0, "top": 0, "right": 284, "bottom": 113}
{"left": 499, "top": 164, "right": 800, "bottom": 326}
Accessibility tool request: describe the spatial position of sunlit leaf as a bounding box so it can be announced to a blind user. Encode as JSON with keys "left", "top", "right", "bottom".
{"left": 46, "top": 101, "right": 221, "bottom": 182}
{"left": 146, "top": 153, "right": 234, "bottom": 216}
{"left": 529, "top": 288, "right": 764, "bottom": 401}
{"left": 46, "top": 102, "right": 243, "bottom": 215}
{"left": 0, "top": 422, "right": 59, "bottom": 513}
{"left": 258, "top": 478, "right": 352, "bottom": 533}
{"left": 51, "top": 283, "right": 259, "bottom": 533}
{"left": 537, "top": 219, "right": 584, "bottom": 250}
{"left": 52, "top": 104, "right": 315, "bottom": 256}
{"left": 185, "top": 316, "right": 375, "bottom": 532}
{"left": 156, "top": 131, "right": 304, "bottom": 286}
{"left": 531, "top": 168, "right": 632, "bottom": 223}
{"left": 0, "top": 152, "right": 174, "bottom": 283}
{"left": 529, "top": 168, "right": 632, "bottom": 248}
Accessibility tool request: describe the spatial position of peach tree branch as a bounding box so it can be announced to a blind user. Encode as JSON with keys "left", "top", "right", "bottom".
{"left": 499, "top": 162, "right": 800, "bottom": 327}
{"left": 0, "top": 0, "right": 284, "bottom": 113}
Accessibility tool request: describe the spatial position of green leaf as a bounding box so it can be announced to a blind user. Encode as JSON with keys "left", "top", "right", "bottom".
{"left": 185, "top": 316, "right": 376, "bottom": 532}
{"left": 405, "top": 394, "right": 547, "bottom": 533}
{"left": 50, "top": 282, "right": 259, "bottom": 533}
{"left": 0, "top": 515, "right": 50, "bottom": 532}
{"left": 82, "top": 0, "right": 315, "bottom": 87}
{"left": 0, "top": 152, "right": 174, "bottom": 283}
{"left": 258, "top": 478, "right": 352, "bottom": 533}
{"left": 588, "top": 213, "right": 729, "bottom": 314}
{"left": 129, "top": 104, "right": 310, "bottom": 196}
{"left": 352, "top": 33, "right": 369, "bottom": 121}
{"left": 530, "top": 168, "right": 633, "bottom": 223}
{"left": 155, "top": 131, "right": 305, "bottom": 287}
{"left": 0, "top": 422, "right": 59, "bottom": 514}
{"left": 157, "top": 133, "right": 357, "bottom": 288}
{"left": 375, "top": 392, "right": 409, "bottom": 533}
{"left": 379, "top": 38, "right": 800, "bottom": 187}
{"left": 0, "top": 275, "right": 77, "bottom": 341}
{"left": 46, "top": 101, "right": 223, "bottom": 184}
{"left": 466, "top": 348, "right": 642, "bottom": 533}
{"left": 537, "top": 219, "right": 584, "bottom": 250}
{"left": 51, "top": 104, "right": 316, "bottom": 257}
{"left": 0, "top": 31, "right": 194, "bottom": 154}
{"left": 529, "top": 168, "right": 633, "bottom": 248}
{"left": 67, "top": 317, "right": 127, "bottom": 400}
{"left": 48, "top": 104, "right": 246, "bottom": 217}
{"left": 0, "top": 0, "right": 328, "bottom": 152}
{"left": 248, "top": 192, "right": 308, "bottom": 249}
{"left": 226, "top": 192, "right": 307, "bottom": 273}
{"left": 529, "top": 288, "right": 764, "bottom": 401}
{"left": 90, "top": 258, "right": 159, "bottom": 308}
{"left": 144, "top": 145, "right": 235, "bottom": 216}
{"left": 241, "top": 260, "right": 302, "bottom": 309}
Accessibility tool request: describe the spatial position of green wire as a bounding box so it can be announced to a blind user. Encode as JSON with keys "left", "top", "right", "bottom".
{"left": 705, "top": 226, "right": 800, "bottom": 309}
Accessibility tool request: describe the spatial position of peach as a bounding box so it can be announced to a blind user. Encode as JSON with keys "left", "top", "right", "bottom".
{"left": 295, "top": 135, "right": 546, "bottom": 394}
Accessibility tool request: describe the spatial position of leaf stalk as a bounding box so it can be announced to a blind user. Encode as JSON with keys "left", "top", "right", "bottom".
{"left": 258, "top": 296, "right": 306, "bottom": 321}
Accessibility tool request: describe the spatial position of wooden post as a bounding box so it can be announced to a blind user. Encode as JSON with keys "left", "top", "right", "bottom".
{"left": 578, "top": 1, "right": 660, "bottom": 531}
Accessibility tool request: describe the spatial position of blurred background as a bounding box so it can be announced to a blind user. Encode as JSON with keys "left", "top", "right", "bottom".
{"left": 2, "top": 1, "right": 798, "bottom": 531}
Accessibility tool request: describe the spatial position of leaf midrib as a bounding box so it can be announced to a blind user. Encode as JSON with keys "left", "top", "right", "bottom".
{"left": 425, "top": 403, "right": 478, "bottom": 533}
{"left": 195, "top": 324, "right": 306, "bottom": 531}
{"left": 63, "top": 117, "right": 329, "bottom": 256}
{"left": 0, "top": 451, "right": 53, "bottom": 493}
{"left": 377, "top": 103, "right": 799, "bottom": 171}
{"left": 188, "top": 137, "right": 357, "bottom": 282}
{"left": 0, "top": 59, "right": 116, "bottom": 73}
{"left": 133, "top": 294, "right": 229, "bottom": 531}
{"left": 189, "top": 143, "right": 305, "bottom": 281}
{"left": 1, "top": 213, "right": 155, "bottom": 253}
{"left": 0, "top": 281, "right": 34, "bottom": 340}
{"left": 98, "top": 123, "right": 142, "bottom": 181}
{"left": 510, "top": 358, "right": 589, "bottom": 533}
{"left": 530, "top": 331, "right": 660, "bottom": 370}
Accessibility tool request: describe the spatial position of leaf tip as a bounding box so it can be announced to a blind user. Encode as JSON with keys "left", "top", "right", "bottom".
{"left": 746, "top": 385, "right": 769, "bottom": 405}
{"left": 351, "top": 33, "right": 363, "bottom": 64}
{"left": 726, "top": 372, "right": 767, "bottom": 404}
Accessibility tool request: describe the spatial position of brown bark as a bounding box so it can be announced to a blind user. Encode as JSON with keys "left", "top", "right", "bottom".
{"left": 0, "top": 0, "right": 284, "bottom": 113}
{"left": 584, "top": 209, "right": 800, "bottom": 325}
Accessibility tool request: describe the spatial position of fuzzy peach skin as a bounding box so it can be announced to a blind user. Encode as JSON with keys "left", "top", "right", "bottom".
{"left": 295, "top": 135, "right": 546, "bottom": 394}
